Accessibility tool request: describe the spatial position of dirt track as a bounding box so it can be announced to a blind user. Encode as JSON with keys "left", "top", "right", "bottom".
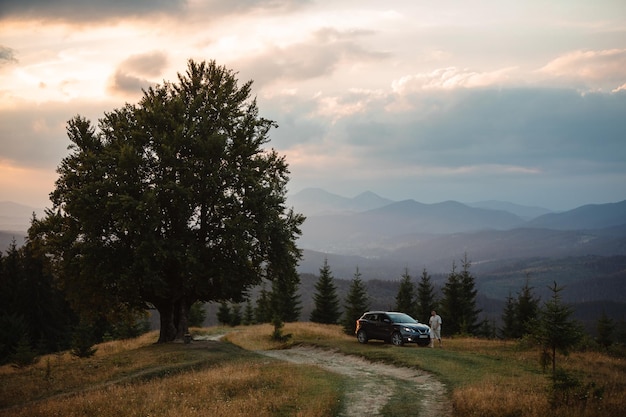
{"left": 257, "top": 346, "right": 451, "bottom": 417}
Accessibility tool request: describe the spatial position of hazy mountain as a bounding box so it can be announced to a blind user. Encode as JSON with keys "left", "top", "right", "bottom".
{"left": 466, "top": 200, "right": 552, "bottom": 220}
{"left": 297, "top": 199, "right": 526, "bottom": 253}
{"left": 527, "top": 200, "right": 626, "bottom": 230}
{"left": 287, "top": 188, "right": 393, "bottom": 215}
{"left": 0, "top": 201, "right": 44, "bottom": 233}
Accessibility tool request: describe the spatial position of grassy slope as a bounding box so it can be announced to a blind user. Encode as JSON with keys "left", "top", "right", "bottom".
{"left": 2, "top": 323, "right": 625, "bottom": 417}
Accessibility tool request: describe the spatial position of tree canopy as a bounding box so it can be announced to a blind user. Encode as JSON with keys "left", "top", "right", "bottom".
{"left": 31, "top": 59, "right": 304, "bottom": 342}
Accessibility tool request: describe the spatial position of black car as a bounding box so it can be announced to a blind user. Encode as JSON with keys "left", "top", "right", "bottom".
{"left": 355, "top": 311, "right": 431, "bottom": 347}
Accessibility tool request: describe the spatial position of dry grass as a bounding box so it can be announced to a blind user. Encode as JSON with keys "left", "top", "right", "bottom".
{"left": 0, "top": 329, "right": 343, "bottom": 417}
{"left": 2, "top": 361, "right": 339, "bottom": 417}
{"left": 227, "top": 325, "right": 626, "bottom": 417}
{"left": 2, "top": 325, "right": 625, "bottom": 417}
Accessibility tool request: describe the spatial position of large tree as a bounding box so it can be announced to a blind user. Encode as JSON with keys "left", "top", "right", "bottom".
{"left": 31, "top": 60, "right": 304, "bottom": 342}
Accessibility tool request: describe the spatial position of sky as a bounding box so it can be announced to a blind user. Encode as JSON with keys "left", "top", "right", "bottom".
{"left": 1, "top": 0, "right": 625, "bottom": 211}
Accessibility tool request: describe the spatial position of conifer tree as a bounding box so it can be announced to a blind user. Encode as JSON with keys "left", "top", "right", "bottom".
{"left": 230, "top": 304, "right": 242, "bottom": 326}
{"left": 500, "top": 292, "right": 517, "bottom": 339}
{"left": 217, "top": 302, "right": 231, "bottom": 326}
{"left": 514, "top": 275, "right": 540, "bottom": 337}
{"left": 394, "top": 268, "right": 416, "bottom": 318}
{"left": 243, "top": 300, "right": 255, "bottom": 325}
{"left": 596, "top": 310, "right": 614, "bottom": 349}
{"left": 341, "top": 267, "right": 370, "bottom": 335}
{"left": 532, "top": 282, "right": 583, "bottom": 375}
{"left": 440, "top": 254, "right": 481, "bottom": 336}
{"left": 270, "top": 269, "right": 301, "bottom": 322}
{"left": 416, "top": 268, "right": 437, "bottom": 323}
{"left": 458, "top": 254, "right": 481, "bottom": 334}
{"left": 439, "top": 261, "right": 462, "bottom": 335}
{"left": 254, "top": 284, "right": 272, "bottom": 323}
{"left": 310, "top": 259, "right": 341, "bottom": 324}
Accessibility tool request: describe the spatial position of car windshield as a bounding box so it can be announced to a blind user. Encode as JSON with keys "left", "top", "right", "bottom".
{"left": 387, "top": 313, "right": 418, "bottom": 324}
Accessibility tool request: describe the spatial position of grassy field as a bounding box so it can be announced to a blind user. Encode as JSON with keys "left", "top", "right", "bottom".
{"left": 1, "top": 323, "right": 624, "bottom": 417}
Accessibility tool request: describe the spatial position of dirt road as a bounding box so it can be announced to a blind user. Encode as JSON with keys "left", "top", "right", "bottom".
{"left": 258, "top": 346, "right": 451, "bottom": 417}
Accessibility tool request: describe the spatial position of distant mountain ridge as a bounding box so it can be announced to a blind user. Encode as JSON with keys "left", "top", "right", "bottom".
{"left": 288, "top": 188, "right": 626, "bottom": 282}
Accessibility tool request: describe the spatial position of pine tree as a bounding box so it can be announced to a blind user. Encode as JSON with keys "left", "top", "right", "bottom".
{"left": 440, "top": 254, "right": 481, "bottom": 336}
{"left": 416, "top": 268, "right": 437, "bottom": 324}
{"left": 243, "top": 300, "right": 255, "bottom": 325}
{"left": 216, "top": 302, "right": 231, "bottom": 326}
{"left": 532, "top": 282, "right": 583, "bottom": 375}
{"left": 500, "top": 292, "right": 517, "bottom": 339}
{"left": 309, "top": 259, "right": 341, "bottom": 324}
{"left": 458, "top": 254, "right": 481, "bottom": 335}
{"left": 230, "top": 304, "right": 242, "bottom": 326}
{"left": 270, "top": 269, "right": 301, "bottom": 322}
{"left": 394, "top": 268, "right": 416, "bottom": 318}
{"left": 514, "top": 275, "right": 540, "bottom": 338}
{"left": 440, "top": 261, "right": 462, "bottom": 335}
{"left": 341, "top": 267, "right": 370, "bottom": 335}
{"left": 596, "top": 310, "right": 614, "bottom": 349}
{"left": 254, "top": 284, "right": 272, "bottom": 324}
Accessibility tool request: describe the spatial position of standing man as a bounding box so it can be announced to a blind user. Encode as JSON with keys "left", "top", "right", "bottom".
{"left": 429, "top": 310, "right": 442, "bottom": 348}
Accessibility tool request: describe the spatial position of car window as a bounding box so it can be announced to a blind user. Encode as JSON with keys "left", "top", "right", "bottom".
{"left": 387, "top": 313, "right": 417, "bottom": 324}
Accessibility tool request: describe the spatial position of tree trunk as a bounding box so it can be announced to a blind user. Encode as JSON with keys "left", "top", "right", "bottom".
{"left": 155, "top": 299, "right": 191, "bottom": 343}
{"left": 156, "top": 302, "right": 177, "bottom": 343}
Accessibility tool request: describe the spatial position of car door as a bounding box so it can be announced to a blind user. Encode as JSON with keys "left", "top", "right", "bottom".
{"left": 376, "top": 313, "right": 393, "bottom": 340}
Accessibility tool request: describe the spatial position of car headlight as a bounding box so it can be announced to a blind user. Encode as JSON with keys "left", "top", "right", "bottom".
{"left": 403, "top": 327, "right": 415, "bottom": 333}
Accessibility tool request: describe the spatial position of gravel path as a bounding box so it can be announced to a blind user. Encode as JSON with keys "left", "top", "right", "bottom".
{"left": 257, "top": 346, "right": 451, "bottom": 417}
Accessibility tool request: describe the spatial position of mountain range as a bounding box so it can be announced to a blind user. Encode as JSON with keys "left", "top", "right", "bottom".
{"left": 287, "top": 188, "right": 626, "bottom": 262}
{"left": 286, "top": 189, "right": 626, "bottom": 311}
{"left": 2, "top": 190, "right": 626, "bottom": 304}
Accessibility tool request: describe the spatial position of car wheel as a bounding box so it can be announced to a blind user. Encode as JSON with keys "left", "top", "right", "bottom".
{"left": 356, "top": 329, "right": 369, "bottom": 344}
{"left": 391, "top": 332, "right": 404, "bottom": 346}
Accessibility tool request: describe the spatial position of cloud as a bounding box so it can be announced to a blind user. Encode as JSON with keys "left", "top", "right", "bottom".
{"left": 0, "top": 45, "right": 17, "bottom": 65}
{"left": 236, "top": 28, "right": 389, "bottom": 88}
{"left": 0, "top": 0, "right": 186, "bottom": 23}
{"left": 107, "top": 51, "right": 168, "bottom": 96}
{"left": 274, "top": 85, "right": 626, "bottom": 195}
{"left": 0, "top": 0, "right": 310, "bottom": 24}
{"left": 391, "top": 67, "right": 518, "bottom": 93}
{"left": 538, "top": 49, "right": 626, "bottom": 91}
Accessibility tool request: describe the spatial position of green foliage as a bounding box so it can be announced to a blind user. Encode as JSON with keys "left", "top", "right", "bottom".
{"left": 0, "top": 237, "right": 76, "bottom": 362}
{"left": 10, "top": 333, "right": 39, "bottom": 368}
{"left": 188, "top": 302, "right": 207, "bottom": 327}
{"left": 269, "top": 268, "right": 302, "bottom": 323}
{"left": 270, "top": 315, "right": 291, "bottom": 342}
{"left": 549, "top": 369, "right": 605, "bottom": 410}
{"left": 70, "top": 322, "right": 98, "bottom": 358}
{"left": 230, "top": 304, "right": 242, "bottom": 326}
{"left": 596, "top": 310, "right": 614, "bottom": 349}
{"left": 532, "top": 282, "right": 583, "bottom": 374}
{"left": 394, "top": 268, "right": 416, "bottom": 318}
{"left": 310, "top": 259, "right": 341, "bottom": 324}
{"left": 341, "top": 267, "right": 370, "bottom": 335}
{"left": 439, "top": 254, "right": 481, "bottom": 336}
{"left": 254, "top": 285, "right": 272, "bottom": 324}
{"left": 30, "top": 59, "right": 304, "bottom": 343}
{"left": 415, "top": 268, "right": 437, "bottom": 323}
{"left": 216, "top": 302, "right": 231, "bottom": 326}
{"left": 243, "top": 300, "right": 255, "bottom": 325}
{"left": 500, "top": 275, "right": 540, "bottom": 339}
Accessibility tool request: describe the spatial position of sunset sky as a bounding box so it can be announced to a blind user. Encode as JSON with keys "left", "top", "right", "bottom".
{"left": 1, "top": 0, "right": 625, "bottom": 211}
